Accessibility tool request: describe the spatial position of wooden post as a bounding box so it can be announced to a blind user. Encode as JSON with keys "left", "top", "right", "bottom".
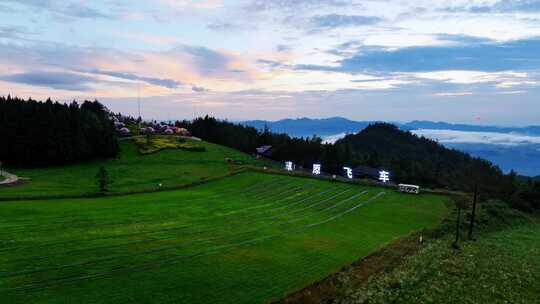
{"left": 468, "top": 184, "right": 478, "bottom": 240}
{"left": 454, "top": 207, "right": 461, "bottom": 247}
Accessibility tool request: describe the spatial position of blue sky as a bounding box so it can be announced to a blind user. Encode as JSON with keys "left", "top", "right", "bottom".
{"left": 0, "top": 0, "right": 540, "bottom": 125}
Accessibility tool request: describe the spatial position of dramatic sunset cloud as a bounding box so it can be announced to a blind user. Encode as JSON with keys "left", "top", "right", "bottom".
{"left": 0, "top": 0, "right": 539, "bottom": 124}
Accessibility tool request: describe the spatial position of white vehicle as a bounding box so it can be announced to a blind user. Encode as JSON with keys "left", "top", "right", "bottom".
{"left": 398, "top": 184, "right": 420, "bottom": 194}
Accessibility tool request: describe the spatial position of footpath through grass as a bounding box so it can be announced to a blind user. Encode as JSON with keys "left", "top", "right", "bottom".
{"left": 334, "top": 201, "right": 540, "bottom": 304}
{"left": 0, "top": 172, "right": 448, "bottom": 304}
{"left": 0, "top": 138, "right": 276, "bottom": 199}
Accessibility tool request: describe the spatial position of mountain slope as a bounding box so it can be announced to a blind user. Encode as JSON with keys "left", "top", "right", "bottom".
{"left": 334, "top": 123, "right": 514, "bottom": 196}
{"left": 1, "top": 138, "right": 275, "bottom": 199}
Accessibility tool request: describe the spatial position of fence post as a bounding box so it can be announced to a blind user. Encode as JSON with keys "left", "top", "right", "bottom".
{"left": 468, "top": 184, "right": 479, "bottom": 240}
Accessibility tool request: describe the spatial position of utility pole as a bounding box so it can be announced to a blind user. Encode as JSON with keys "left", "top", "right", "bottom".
{"left": 468, "top": 183, "right": 479, "bottom": 240}
{"left": 137, "top": 81, "right": 142, "bottom": 130}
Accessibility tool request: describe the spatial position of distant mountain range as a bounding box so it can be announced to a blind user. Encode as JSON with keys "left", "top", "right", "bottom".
{"left": 241, "top": 117, "right": 540, "bottom": 177}
{"left": 242, "top": 117, "right": 373, "bottom": 138}
{"left": 242, "top": 117, "right": 540, "bottom": 138}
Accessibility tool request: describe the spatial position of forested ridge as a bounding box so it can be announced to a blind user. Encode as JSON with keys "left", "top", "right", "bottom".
{"left": 178, "top": 116, "right": 539, "bottom": 212}
{"left": 0, "top": 96, "right": 118, "bottom": 167}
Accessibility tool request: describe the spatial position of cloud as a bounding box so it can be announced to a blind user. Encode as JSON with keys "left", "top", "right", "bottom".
{"left": 2, "top": 0, "right": 115, "bottom": 20}
{"left": 322, "top": 132, "right": 347, "bottom": 144}
{"left": 257, "top": 59, "right": 287, "bottom": 69}
{"left": 341, "top": 39, "right": 540, "bottom": 73}
{"left": 310, "top": 14, "right": 382, "bottom": 29}
{"left": 0, "top": 26, "right": 34, "bottom": 40}
{"left": 207, "top": 21, "right": 249, "bottom": 32}
{"left": 246, "top": 0, "right": 348, "bottom": 11}
{"left": 432, "top": 92, "right": 473, "bottom": 97}
{"left": 0, "top": 39, "right": 232, "bottom": 93}
{"left": 301, "top": 38, "right": 540, "bottom": 74}
{"left": 181, "top": 45, "right": 231, "bottom": 76}
{"left": 443, "top": 0, "right": 540, "bottom": 13}
{"left": 435, "top": 34, "right": 494, "bottom": 45}
{"left": 276, "top": 44, "right": 291, "bottom": 52}
{"left": 191, "top": 85, "right": 209, "bottom": 92}
{"left": 412, "top": 129, "right": 540, "bottom": 146}
{"left": 0, "top": 71, "right": 96, "bottom": 91}
{"left": 158, "top": 0, "right": 223, "bottom": 10}
{"left": 80, "top": 69, "right": 183, "bottom": 89}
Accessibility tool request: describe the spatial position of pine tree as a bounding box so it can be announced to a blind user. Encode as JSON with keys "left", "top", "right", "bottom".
{"left": 95, "top": 165, "right": 112, "bottom": 194}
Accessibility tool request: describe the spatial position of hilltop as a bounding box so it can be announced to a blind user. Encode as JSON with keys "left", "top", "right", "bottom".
{"left": 0, "top": 137, "right": 276, "bottom": 200}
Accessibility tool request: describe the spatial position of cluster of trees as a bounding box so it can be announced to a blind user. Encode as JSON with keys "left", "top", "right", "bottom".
{"left": 0, "top": 96, "right": 119, "bottom": 167}
{"left": 176, "top": 116, "right": 325, "bottom": 167}
{"left": 178, "top": 116, "right": 539, "bottom": 212}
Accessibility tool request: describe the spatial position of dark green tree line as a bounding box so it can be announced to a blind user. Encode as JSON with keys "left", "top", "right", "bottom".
{"left": 0, "top": 96, "right": 119, "bottom": 167}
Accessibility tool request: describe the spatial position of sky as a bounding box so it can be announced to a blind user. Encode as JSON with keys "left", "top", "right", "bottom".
{"left": 1, "top": 0, "right": 540, "bottom": 125}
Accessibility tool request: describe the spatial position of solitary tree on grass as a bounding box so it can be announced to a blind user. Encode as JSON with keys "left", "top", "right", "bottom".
{"left": 96, "top": 165, "right": 112, "bottom": 194}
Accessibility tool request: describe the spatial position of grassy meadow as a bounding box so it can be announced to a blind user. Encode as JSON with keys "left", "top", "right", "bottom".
{"left": 0, "top": 138, "right": 276, "bottom": 199}
{"left": 334, "top": 201, "right": 540, "bottom": 304}
{"left": 0, "top": 172, "right": 449, "bottom": 303}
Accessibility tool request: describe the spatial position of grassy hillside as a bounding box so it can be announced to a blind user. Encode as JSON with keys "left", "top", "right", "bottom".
{"left": 0, "top": 172, "right": 449, "bottom": 304}
{"left": 0, "top": 137, "right": 275, "bottom": 199}
{"left": 334, "top": 202, "right": 540, "bottom": 304}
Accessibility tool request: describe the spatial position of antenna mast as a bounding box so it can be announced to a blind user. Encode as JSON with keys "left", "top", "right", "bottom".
{"left": 137, "top": 82, "right": 141, "bottom": 129}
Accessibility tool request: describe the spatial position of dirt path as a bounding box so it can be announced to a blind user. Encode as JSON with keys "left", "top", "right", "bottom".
{"left": 0, "top": 170, "right": 19, "bottom": 185}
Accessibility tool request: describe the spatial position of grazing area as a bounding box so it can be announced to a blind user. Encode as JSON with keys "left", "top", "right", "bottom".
{"left": 0, "top": 139, "right": 275, "bottom": 200}
{"left": 332, "top": 201, "right": 540, "bottom": 304}
{"left": 0, "top": 172, "right": 448, "bottom": 304}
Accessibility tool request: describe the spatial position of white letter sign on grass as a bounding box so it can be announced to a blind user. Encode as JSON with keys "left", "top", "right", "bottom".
{"left": 379, "top": 170, "right": 390, "bottom": 183}
{"left": 312, "top": 164, "right": 321, "bottom": 175}
{"left": 285, "top": 161, "right": 294, "bottom": 171}
{"left": 343, "top": 167, "right": 353, "bottom": 179}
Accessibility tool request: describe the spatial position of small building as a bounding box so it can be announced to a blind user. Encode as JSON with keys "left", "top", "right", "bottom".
{"left": 119, "top": 127, "right": 131, "bottom": 136}
{"left": 256, "top": 145, "right": 273, "bottom": 158}
{"left": 164, "top": 128, "right": 174, "bottom": 135}
{"left": 175, "top": 128, "right": 191, "bottom": 136}
{"left": 399, "top": 184, "right": 420, "bottom": 194}
{"left": 141, "top": 127, "right": 155, "bottom": 134}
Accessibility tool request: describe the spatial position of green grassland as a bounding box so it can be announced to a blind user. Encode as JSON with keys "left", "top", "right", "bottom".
{"left": 335, "top": 202, "right": 540, "bottom": 304}
{"left": 0, "top": 138, "right": 276, "bottom": 199}
{"left": 0, "top": 172, "right": 449, "bottom": 304}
